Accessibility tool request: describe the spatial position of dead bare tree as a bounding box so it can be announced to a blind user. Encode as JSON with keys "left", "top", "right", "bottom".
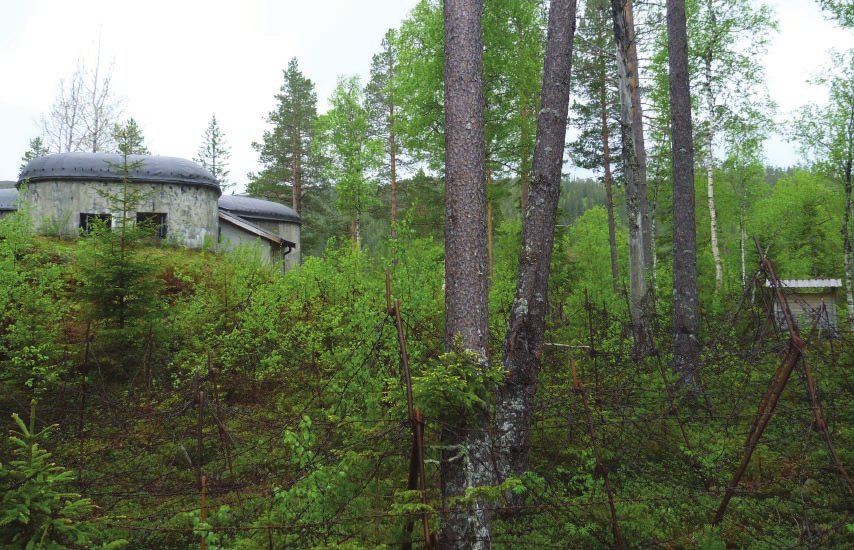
{"left": 40, "top": 42, "right": 124, "bottom": 154}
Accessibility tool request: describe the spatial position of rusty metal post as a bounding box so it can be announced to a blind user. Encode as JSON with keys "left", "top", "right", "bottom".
{"left": 200, "top": 475, "right": 207, "bottom": 550}
{"left": 197, "top": 391, "right": 204, "bottom": 488}
{"left": 712, "top": 237, "right": 814, "bottom": 524}
{"left": 390, "top": 285, "right": 436, "bottom": 549}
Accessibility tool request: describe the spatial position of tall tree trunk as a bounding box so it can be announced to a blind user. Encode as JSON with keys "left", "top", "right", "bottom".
{"left": 441, "top": 0, "right": 492, "bottom": 546}
{"left": 844, "top": 163, "right": 854, "bottom": 332}
{"left": 843, "top": 100, "right": 854, "bottom": 332}
{"left": 390, "top": 101, "right": 398, "bottom": 239}
{"left": 611, "top": 0, "right": 649, "bottom": 336}
{"left": 667, "top": 0, "right": 700, "bottom": 388}
{"left": 517, "top": 19, "right": 532, "bottom": 216}
{"left": 488, "top": 169, "right": 494, "bottom": 278}
{"left": 494, "top": 0, "right": 577, "bottom": 505}
{"left": 601, "top": 74, "right": 620, "bottom": 294}
{"left": 292, "top": 114, "right": 303, "bottom": 216}
{"left": 705, "top": 52, "right": 723, "bottom": 291}
{"left": 739, "top": 200, "right": 747, "bottom": 288}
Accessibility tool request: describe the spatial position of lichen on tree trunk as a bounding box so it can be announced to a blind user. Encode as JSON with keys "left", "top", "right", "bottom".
{"left": 494, "top": 0, "right": 578, "bottom": 508}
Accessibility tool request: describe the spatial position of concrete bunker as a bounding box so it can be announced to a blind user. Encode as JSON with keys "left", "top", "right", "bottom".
{"left": 13, "top": 153, "right": 302, "bottom": 270}
{"left": 18, "top": 153, "right": 221, "bottom": 247}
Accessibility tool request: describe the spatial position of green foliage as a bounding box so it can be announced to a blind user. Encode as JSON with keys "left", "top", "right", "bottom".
{"left": 113, "top": 117, "right": 149, "bottom": 155}
{"left": 410, "top": 334, "right": 504, "bottom": 424}
{"left": 314, "top": 76, "right": 383, "bottom": 245}
{"left": 0, "top": 205, "right": 68, "bottom": 394}
{"left": 74, "top": 138, "right": 164, "bottom": 330}
{"left": 19, "top": 137, "right": 50, "bottom": 173}
{"left": 819, "top": 0, "right": 854, "bottom": 28}
{"left": 568, "top": 0, "right": 621, "bottom": 183}
{"left": 248, "top": 57, "right": 320, "bottom": 205}
{"left": 752, "top": 169, "right": 841, "bottom": 278}
{"left": 0, "top": 403, "right": 125, "bottom": 549}
{"left": 194, "top": 114, "right": 232, "bottom": 191}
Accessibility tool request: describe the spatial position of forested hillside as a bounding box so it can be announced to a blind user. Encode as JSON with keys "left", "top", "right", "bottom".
{"left": 6, "top": 0, "right": 854, "bottom": 548}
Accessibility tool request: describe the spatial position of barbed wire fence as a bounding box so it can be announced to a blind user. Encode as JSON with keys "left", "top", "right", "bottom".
{"left": 3, "top": 252, "right": 854, "bottom": 548}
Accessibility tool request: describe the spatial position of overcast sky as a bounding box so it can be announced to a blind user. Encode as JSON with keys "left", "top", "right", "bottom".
{"left": 0, "top": 0, "right": 852, "bottom": 188}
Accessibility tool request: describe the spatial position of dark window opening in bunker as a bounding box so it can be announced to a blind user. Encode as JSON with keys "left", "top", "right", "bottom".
{"left": 136, "top": 212, "right": 168, "bottom": 239}
{"left": 80, "top": 213, "right": 112, "bottom": 233}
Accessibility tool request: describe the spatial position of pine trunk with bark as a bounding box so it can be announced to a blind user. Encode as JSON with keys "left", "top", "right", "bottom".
{"left": 441, "top": 0, "right": 492, "bottom": 546}
{"left": 842, "top": 96, "right": 854, "bottom": 332}
{"left": 494, "top": 0, "right": 578, "bottom": 506}
{"left": 844, "top": 162, "right": 854, "bottom": 332}
{"left": 667, "top": 0, "right": 701, "bottom": 388}
{"left": 611, "top": 0, "right": 650, "bottom": 335}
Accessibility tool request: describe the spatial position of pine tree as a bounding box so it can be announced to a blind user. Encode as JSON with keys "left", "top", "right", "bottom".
{"left": 248, "top": 58, "right": 318, "bottom": 215}
{"left": 668, "top": 0, "right": 701, "bottom": 388}
{"left": 194, "top": 114, "right": 232, "bottom": 192}
{"left": 569, "top": 0, "right": 622, "bottom": 293}
{"left": 76, "top": 122, "right": 163, "bottom": 331}
{"left": 113, "top": 117, "right": 149, "bottom": 155}
{"left": 365, "top": 29, "right": 403, "bottom": 237}
{"left": 19, "top": 137, "right": 50, "bottom": 173}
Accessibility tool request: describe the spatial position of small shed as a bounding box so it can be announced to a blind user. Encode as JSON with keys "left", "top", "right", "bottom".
{"left": 766, "top": 278, "right": 841, "bottom": 334}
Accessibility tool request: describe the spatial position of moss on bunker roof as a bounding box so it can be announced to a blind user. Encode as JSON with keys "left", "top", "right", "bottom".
{"left": 18, "top": 153, "right": 221, "bottom": 194}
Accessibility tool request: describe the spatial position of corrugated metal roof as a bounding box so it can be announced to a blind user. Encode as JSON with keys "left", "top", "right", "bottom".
{"left": 218, "top": 195, "right": 301, "bottom": 224}
{"left": 766, "top": 279, "right": 842, "bottom": 288}
{"left": 0, "top": 188, "right": 18, "bottom": 210}
{"left": 18, "top": 153, "right": 221, "bottom": 193}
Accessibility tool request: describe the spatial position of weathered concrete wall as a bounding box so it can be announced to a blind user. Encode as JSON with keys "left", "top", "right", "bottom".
{"left": 246, "top": 218, "right": 301, "bottom": 270}
{"left": 219, "top": 220, "right": 300, "bottom": 271}
{"left": 22, "top": 180, "right": 219, "bottom": 248}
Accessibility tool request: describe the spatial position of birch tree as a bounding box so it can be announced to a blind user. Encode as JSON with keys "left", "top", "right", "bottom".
{"left": 792, "top": 49, "right": 854, "bottom": 331}
{"left": 690, "top": 0, "right": 775, "bottom": 292}
{"left": 315, "top": 76, "right": 382, "bottom": 247}
{"left": 83, "top": 46, "right": 123, "bottom": 154}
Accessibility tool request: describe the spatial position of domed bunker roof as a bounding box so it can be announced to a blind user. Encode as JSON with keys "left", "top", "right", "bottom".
{"left": 0, "top": 188, "right": 18, "bottom": 211}
{"left": 218, "top": 195, "right": 301, "bottom": 224}
{"left": 18, "top": 153, "right": 221, "bottom": 194}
